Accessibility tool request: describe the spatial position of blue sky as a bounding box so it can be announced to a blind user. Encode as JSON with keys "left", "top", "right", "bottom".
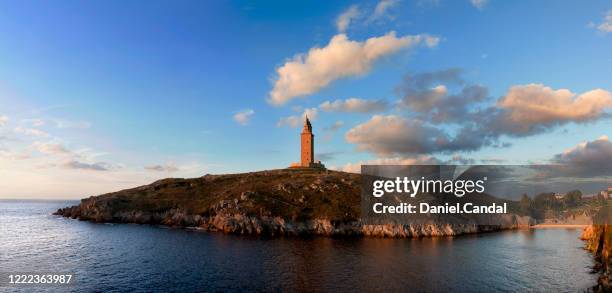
{"left": 0, "top": 0, "right": 611, "bottom": 198}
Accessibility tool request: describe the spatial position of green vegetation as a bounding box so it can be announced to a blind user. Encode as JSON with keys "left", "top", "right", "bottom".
{"left": 517, "top": 189, "right": 608, "bottom": 220}
{"left": 74, "top": 169, "right": 361, "bottom": 222}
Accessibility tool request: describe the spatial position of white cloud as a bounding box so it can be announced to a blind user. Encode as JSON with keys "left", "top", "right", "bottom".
{"left": 319, "top": 98, "right": 388, "bottom": 113}
{"left": 14, "top": 127, "right": 49, "bottom": 138}
{"left": 0, "top": 115, "right": 8, "bottom": 127}
{"left": 493, "top": 84, "right": 612, "bottom": 134}
{"left": 144, "top": 162, "right": 179, "bottom": 172}
{"left": 595, "top": 10, "right": 612, "bottom": 33}
{"left": 233, "top": 109, "right": 255, "bottom": 126}
{"left": 269, "top": 32, "right": 439, "bottom": 106}
{"left": 31, "top": 141, "right": 118, "bottom": 171}
{"left": 470, "top": 0, "right": 488, "bottom": 10}
{"left": 373, "top": 0, "right": 398, "bottom": 20}
{"left": 277, "top": 108, "right": 318, "bottom": 128}
{"left": 336, "top": 5, "right": 360, "bottom": 32}
{"left": 32, "top": 141, "right": 71, "bottom": 155}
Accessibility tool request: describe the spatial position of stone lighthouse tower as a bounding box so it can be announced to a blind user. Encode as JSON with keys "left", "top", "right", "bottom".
{"left": 289, "top": 116, "right": 325, "bottom": 169}
{"left": 301, "top": 116, "right": 314, "bottom": 167}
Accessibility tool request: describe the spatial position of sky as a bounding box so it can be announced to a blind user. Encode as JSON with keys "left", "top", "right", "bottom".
{"left": 0, "top": 0, "right": 611, "bottom": 199}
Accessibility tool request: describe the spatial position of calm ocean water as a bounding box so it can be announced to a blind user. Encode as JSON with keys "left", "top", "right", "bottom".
{"left": 0, "top": 200, "right": 598, "bottom": 292}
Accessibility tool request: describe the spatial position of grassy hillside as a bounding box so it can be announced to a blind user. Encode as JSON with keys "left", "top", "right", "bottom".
{"left": 67, "top": 169, "right": 361, "bottom": 222}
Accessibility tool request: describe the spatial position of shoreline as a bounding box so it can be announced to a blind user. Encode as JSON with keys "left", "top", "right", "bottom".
{"left": 52, "top": 169, "right": 534, "bottom": 238}
{"left": 531, "top": 224, "right": 589, "bottom": 229}
{"left": 53, "top": 210, "right": 521, "bottom": 238}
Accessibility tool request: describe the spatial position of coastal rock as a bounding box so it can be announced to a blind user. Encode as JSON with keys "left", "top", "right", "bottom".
{"left": 54, "top": 169, "right": 527, "bottom": 238}
{"left": 580, "top": 206, "right": 612, "bottom": 292}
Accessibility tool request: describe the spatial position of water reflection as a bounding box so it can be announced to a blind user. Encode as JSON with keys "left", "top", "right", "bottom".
{"left": 0, "top": 201, "right": 597, "bottom": 292}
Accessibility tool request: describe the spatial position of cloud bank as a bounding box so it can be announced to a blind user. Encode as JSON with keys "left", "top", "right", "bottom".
{"left": 549, "top": 135, "right": 612, "bottom": 178}
{"left": 397, "top": 68, "right": 488, "bottom": 123}
{"left": 346, "top": 69, "right": 612, "bottom": 158}
{"left": 345, "top": 115, "right": 456, "bottom": 156}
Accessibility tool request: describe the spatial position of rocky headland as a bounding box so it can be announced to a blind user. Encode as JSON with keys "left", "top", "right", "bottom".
{"left": 581, "top": 207, "right": 612, "bottom": 292}
{"left": 55, "top": 169, "right": 531, "bottom": 237}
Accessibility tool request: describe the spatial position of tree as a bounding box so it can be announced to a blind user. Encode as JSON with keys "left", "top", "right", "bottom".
{"left": 519, "top": 194, "right": 533, "bottom": 216}
{"left": 534, "top": 192, "right": 557, "bottom": 210}
{"left": 532, "top": 192, "right": 560, "bottom": 218}
{"left": 564, "top": 190, "right": 582, "bottom": 208}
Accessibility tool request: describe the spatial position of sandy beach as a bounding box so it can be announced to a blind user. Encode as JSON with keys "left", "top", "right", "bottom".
{"left": 531, "top": 224, "right": 589, "bottom": 229}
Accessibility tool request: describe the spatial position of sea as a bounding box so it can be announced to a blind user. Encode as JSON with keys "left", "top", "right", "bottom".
{"left": 0, "top": 200, "right": 598, "bottom": 292}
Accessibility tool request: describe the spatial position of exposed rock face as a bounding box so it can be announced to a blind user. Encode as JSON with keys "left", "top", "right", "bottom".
{"left": 581, "top": 207, "right": 612, "bottom": 292}
{"left": 54, "top": 169, "right": 526, "bottom": 238}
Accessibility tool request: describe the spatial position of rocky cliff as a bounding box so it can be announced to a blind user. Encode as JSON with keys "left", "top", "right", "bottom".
{"left": 55, "top": 169, "right": 528, "bottom": 237}
{"left": 581, "top": 206, "right": 612, "bottom": 292}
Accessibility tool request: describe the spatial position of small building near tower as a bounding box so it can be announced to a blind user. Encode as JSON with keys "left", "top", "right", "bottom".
{"left": 289, "top": 117, "right": 325, "bottom": 169}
